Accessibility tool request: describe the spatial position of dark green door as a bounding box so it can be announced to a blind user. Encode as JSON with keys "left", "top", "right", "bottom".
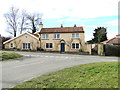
{"left": 61, "top": 43, "right": 65, "bottom": 53}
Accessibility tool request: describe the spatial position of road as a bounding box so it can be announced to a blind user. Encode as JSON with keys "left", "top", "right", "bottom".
{"left": 2, "top": 51, "right": 118, "bottom": 88}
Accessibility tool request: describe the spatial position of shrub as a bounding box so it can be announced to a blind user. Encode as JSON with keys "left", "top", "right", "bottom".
{"left": 37, "top": 47, "right": 44, "bottom": 51}
{"left": 79, "top": 49, "right": 83, "bottom": 52}
{"left": 105, "top": 45, "right": 120, "bottom": 56}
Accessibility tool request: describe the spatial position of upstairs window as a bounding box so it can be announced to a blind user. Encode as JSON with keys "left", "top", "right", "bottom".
{"left": 42, "top": 34, "right": 49, "bottom": 39}
{"left": 72, "top": 33, "right": 79, "bottom": 38}
{"left": 54, "top": 34, "right": 60, "bottom": 39}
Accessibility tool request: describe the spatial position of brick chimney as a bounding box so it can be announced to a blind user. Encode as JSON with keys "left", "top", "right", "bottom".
{"left": 61, "top": 24, "right": 63, "bottom": 28}
{"left": 74, "top": 24, "right": 77, "bottom": 27}
{"left": 39, "top": 22, "right": 43, "bottom": 32}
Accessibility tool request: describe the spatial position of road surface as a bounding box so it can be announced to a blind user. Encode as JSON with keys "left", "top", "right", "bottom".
{"left": 2, "top": 51, "right": 118, "bottom": 88}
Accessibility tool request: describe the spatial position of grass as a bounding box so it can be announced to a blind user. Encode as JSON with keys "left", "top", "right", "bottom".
{"left": 0, "top": 51, "right": 23, "bottom": 61}
{"left": 14, "top": 62, "right": 118, "bottom": 88}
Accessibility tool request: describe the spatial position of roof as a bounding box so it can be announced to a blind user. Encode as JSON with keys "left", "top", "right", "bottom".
{"left": 29, "top": 32, "right": 39, "bottom": 38}
{"left": 40, "top": 27, "right": 84, "bottom": 33}
{"left": 3, "top": 32, "right": 39, "bottom": 44}
{"left": 101, "top": 37, "right": 120, "bottom": 44}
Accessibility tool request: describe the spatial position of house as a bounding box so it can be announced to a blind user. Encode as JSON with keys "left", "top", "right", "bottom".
{"left": 101, "top": 34, "right": 120, "bottom": 45}
{"left": 3, "top": 32, "right": 40, "bottom": 50}
{"left": 3, "top": 22, "right": 86, "bottom": 53}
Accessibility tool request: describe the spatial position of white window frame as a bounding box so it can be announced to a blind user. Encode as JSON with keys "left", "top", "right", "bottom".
{"left": 10, "top": 43, "right": 13, "bottom": 48}
{"left": 46, "top": 43, "right": 53, "bottom": 49}
{"left": 53, "top": 34, "right": 60, "bottom": 39}
{"left": 42, "top": 34, "right": 49, "bottom": 39}
{"left": 72, "top": 43, "right": 79, "bottom": 49}
{"left": 72, "top": 33, "right": 79, "bottom": 38}
{"left": 22, "top": 43, "right": 30, "bottom": 50}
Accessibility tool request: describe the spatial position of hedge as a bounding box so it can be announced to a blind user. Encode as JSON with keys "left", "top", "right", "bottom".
{"left": 104, "top": 45, "right": 120, "bottom": 57}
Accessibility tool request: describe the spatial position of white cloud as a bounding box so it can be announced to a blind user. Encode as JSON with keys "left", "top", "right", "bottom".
{"left": 1, "top": 0, "right": 119, "bottom": 19}
{"left": 0, "top": 0, "right": 119, "bottom": 37}
{"left": 107, "top": 20, "right": 118, "bottom": 26}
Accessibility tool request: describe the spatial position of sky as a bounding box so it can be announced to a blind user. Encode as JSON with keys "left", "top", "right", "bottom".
{"left": 0, "top": 0, "right": 119, "bottom": 41}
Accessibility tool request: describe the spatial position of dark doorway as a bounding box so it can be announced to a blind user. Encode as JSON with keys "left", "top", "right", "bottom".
{"left": 61, "top": 43, "right": 65, "bottom": 53}
{"left": 91, "top": 44, "right": 98, "bottom": 55}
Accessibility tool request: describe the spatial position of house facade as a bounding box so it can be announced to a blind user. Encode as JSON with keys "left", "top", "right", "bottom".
{"left": 4, "top": 22, "right": 87, "bottom": 53}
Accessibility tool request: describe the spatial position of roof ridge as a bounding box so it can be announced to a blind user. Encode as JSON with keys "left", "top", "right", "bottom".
{"left": 42, "top": 27, "right": 83, "bottom": 29}
{"left": 101, "top": 37, "right": 116, "bottom": 44}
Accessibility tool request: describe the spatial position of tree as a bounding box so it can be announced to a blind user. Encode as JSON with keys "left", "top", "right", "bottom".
{"left": 4, "top": 6, "right": 43, "bottom": 36}
{"left": 19, "top": 10, "right": 28, "bottom": 34}
{"left": 87, "top": 27, "right": 107, "bottom": 44}
{"left": 26, "top": 13, "right": 43, "bottom": 33}
{"left": 1, "top": 36, "right": 11, "bottom": 49}
{"left": 4, "top": 6, "right": 19, "bottom": 37}
{"left": 4, "top": 6, "right": 30, "bottom": 37}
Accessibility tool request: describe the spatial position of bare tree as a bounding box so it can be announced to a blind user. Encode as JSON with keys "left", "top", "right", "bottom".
{"left": 19, "top": 10, "right": 28, "bottom": 34}
{"left": 26, "top": 13, "right": 43, "bottom": 33}
{"left": 4, "top": 6, "right": 19, "bottom": 37}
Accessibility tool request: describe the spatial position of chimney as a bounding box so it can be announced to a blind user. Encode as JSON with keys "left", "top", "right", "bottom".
{"left": 39, "top": 22, "right": 43, "bottom": 32}
{"left": 61, "top": 24, "right": 63, "bottom": 28}
{"left": 74, "top": 24, "right": 77, "bottom": 27}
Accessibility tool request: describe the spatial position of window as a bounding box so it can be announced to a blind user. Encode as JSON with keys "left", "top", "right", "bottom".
{"left": 10, "top": 43, "right": 13, "bottom": 48}
{"left": 42, "top": 34, "right": 49, "bottom": 39}
{"left": 25, "top": 36, "right": 28, "bottom": 38}
{"left": 72, "top": 43, "right": 79, "bottom": 49}
{"left": 46, "top": 43, "right": 52, "bottom": 48}
{"left": 23, "top": 43, "right": 30, "bottom": 49}
{"left": 54, "top": 34, "right": 60, "bottom": 39}
{"left": 72, "top": 33, "right": 79, "bottom": 38}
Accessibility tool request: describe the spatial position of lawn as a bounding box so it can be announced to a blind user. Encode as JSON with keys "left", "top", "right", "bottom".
{"left": 14, "top": 62, "right": 118, "bottom": 88}
{"left": 0, "top": 51, "right": 23, "bottom": 61}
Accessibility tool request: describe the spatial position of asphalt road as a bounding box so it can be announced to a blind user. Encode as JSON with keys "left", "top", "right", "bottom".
{"left": 2, "top": 51, "right": 118, "bottom": 88}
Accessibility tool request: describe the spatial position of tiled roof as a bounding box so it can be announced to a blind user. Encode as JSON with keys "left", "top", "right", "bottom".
{"left": 101, "top": 38, "right": 120, "bottom": 44}
{"left": 28, "top": 32, "right": 39, "bottom": 38}
{"left": 40, "top": 27, "right": 84, "bottom": 33}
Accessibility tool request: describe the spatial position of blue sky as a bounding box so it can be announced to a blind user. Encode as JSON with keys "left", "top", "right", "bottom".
{"left": 0, "top": 0, "right": 119, "bottom": 41}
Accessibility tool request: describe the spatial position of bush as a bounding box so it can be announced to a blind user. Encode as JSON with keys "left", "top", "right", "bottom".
{"left": 0, "top": 51, "right": 23, "bottom": 61}
{"left": 79, "top": 49, "right": 83, "bottom": 52}
{"left": 105, "top": 45, "right": 120, "bottom": 56}
{"left": 37, "top": 47, "right": 44, "bottom": 51}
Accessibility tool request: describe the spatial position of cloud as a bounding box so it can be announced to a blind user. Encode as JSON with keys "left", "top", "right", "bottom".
{"left": 107, "top": 20, "right": 118, "bottom": 26}
{"left": 1, "top": 0, "right": 119, "bottom": 19}
{"left": 0, "top": 0, "right": 118, "bottom": 37}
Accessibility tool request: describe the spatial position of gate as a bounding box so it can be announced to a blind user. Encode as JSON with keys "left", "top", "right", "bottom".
{"left": 91, "top": 44, "right": 98, "bottom": 55}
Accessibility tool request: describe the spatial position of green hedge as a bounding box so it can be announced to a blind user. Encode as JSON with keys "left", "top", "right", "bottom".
{"left": 105, "top": 45, "right": 120, "bottom": 56}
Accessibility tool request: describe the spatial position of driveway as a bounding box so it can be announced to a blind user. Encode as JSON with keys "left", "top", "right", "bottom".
{"left": 2, "top": 51, "right": 118, "bottom": 88}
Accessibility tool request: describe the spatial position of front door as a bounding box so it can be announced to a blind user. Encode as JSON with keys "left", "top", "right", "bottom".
{"left": 61, "top": 43, "right": 65, "bottom": 53}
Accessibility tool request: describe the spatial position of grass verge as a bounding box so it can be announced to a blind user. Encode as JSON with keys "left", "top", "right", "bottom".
{"left": 0, "top": 51, "right": 23, "bottom": 61}
{"left": 14, "top": 62, "right": 118, "bottom": 88}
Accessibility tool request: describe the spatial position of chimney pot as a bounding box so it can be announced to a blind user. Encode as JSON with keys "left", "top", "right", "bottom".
{"left": 40, "top": 22, "right": 43, "bottom": 25}
{"left": 61, "top": 24, "right": 63, "bottom": 28}
{"left": 74, "top": 24, "right": 77, "bottom": 27}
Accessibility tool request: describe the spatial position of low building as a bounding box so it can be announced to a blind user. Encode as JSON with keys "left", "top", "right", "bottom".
{"left": 101, "top": 34, "right": 120, "bottom": 45}
{"left": 3, "top": 32, "right": 40, "bottom": 50}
